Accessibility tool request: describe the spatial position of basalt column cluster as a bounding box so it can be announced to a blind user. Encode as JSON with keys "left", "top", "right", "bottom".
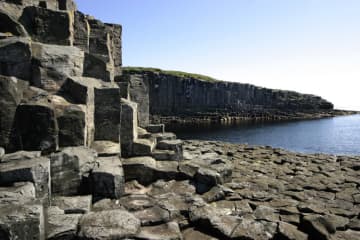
{"left": 0, "top": 1, "right": 234, "bottom": 239}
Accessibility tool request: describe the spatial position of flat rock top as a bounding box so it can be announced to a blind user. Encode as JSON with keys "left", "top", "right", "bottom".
{"left": 0, "top": 156, "right": 49, "bottom": 171}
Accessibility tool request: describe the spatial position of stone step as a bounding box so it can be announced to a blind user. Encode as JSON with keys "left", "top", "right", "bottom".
{"left": 137, "top": 127, "right": 152, "bottom": 139}
{"left": 132, "top": 138, "right": 156, "bottom": 156}
{"left": 152, "top": 149, "right": 182, "bottom": 161}
{"left": 91, "top": 141, "right": 120, "bottom": 156}
{"left": 145, "top": 124, "right": 165, "bottom": 134}
{"left": 152, "top": 132, "right": 177, "bottom": 142}
{"left": 157, "top": 139, "right": 183, "bottom": 151}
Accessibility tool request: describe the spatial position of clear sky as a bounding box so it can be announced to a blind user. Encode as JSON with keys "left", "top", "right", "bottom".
{"left": 76, "top": 0, "right": 360, "bottom": 110}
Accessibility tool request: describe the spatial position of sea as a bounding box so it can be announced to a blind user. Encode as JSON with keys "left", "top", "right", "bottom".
{"left": 167, "top": 114, "right": 360, "bottom": 156}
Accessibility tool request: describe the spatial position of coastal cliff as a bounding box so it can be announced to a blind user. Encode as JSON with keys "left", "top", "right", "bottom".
{"left": 122, "top": 67, "right": 354, "bottom": 125}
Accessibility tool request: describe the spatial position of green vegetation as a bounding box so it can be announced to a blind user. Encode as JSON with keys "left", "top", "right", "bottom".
{"left": 123, "top": 66, "right": 220, "bottom": 82}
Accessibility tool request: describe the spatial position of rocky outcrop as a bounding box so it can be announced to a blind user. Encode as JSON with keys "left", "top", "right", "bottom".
{"left": 121, "top": 68, "right": 340, "bottom": 124}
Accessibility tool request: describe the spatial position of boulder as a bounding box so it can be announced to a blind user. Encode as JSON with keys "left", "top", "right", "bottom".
{"left": 83, "top": 52, "right": 114, "bottom": 82}
{"left": 122, "top": 157, "right": 156, "bottom": 185}
{"left": 0, "top": 75, "right": 28, "bottom": 148}
{"left": 59, "top": 77, "right": 101, "bottom": 146}
{"left": 31, "top": 42, "right": 84, "bottom": 92}
{"left": 0, "top": 181, "right": 35, "bottom": 204}
{"left": 0, "top": 10, "right": 27, "bottom": 36}
{"left": 90, "top": 156, "right": 125, "bottom": 200}
{"left": 51, "top": 195, "right": 92, "bottom": 214}
{"left": 8, "top": 98, "right": 58, "bottom": 153}
{"left": 46, "top": 206, "right": 82, "bottom": 240}
{"left": 0, "top": 37, "right": 32, "bottom": 81}
{"left": 300, "top": 214, "right": 344, "bottom": 240}
{"left": 120, "top": 99, "right": 138, "bottom": 157}
{"left": 0, "top": 204, "right": 44, "bottom": 240}
{"left": 78, "top": 210, "right": 141, "bottom": 239}
{"left": 134, "top": 206, "right": 171, "bottom": 226}
{"left": 94, "top": 85, "right": 121, "bottom": 142}
{"left": 87, "top": 18, "right": 112, "bottom": 62}
{"left": 50, "top": 146, "right": 97, "bottom": 196}
{"left": 73, "top": 11, "right": 89, "bottom": 52}
{"left": 57, "top": 105, "right": 86, "bottom": 147}
{"left": 19, "top": 6, "right": 73, "bottom": 45}
{"left": 0, "top": 156, "right": 50, "bottom": 202}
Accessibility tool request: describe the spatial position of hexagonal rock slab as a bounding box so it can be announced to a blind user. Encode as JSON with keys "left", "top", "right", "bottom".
{"left": 78, "top": 209, "right": 140, "bottom": 239}
{"left": 136, "top": 222, "right": 182, "bottom": 240}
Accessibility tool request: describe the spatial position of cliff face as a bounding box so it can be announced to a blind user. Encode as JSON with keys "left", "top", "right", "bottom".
{"left": 122, "top": 68, "right": 334, "bottom": 123}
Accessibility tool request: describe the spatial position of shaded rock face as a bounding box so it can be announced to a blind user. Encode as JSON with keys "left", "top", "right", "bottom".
{"left": 0, "top": 76, "right": 28, "bottom": 148}
{"left": 0, "top": 37, "right": 32, "bottom": 81}
{"left": 122, "top": 69, "right": 335, "bottom": 123}
{"left": 8, "top": 101, "right": 59, "bottom": 154}
{"left": 19, "top": 6, "right": 74, "bottom": 46}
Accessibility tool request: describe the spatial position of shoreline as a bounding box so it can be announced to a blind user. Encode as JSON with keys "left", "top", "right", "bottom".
{"left": 151, "top": 109, "right": 359, "bottom": 125}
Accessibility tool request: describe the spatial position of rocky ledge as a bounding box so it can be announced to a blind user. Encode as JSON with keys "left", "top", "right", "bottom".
{"left": 1, "top": 140, "right": 359, "bottom": 240}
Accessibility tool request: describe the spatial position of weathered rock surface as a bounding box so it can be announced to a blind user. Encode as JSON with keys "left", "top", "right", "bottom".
{"left": 50, "top": 146, "right": 97, "bottom": 196}
{"left": 19, "top": 6, "right": 73, "bottom": 45}
{"left": 8, "top": 95, "right": 59, "bottom": 153}
{"left": 46, "top": 206, "right": 81, "bottom": 240}
{"left": 51, "top": 195, "right": 92, "bottom": 214}
{"left": 90, "top": 155, "right": 125, "bottom": 200}
{"left": 0, "top": 75, "right": 28, "bottom": 148}
{"left": 78, "top": 209, "right": 141, "bottom": 239}
{"left": 0, "top": 37, "right": 32, "bottom": 81}
{"left": 0, "top": 204, "right": 44, "bottom": 240}
{"left": 31, "top": 42, "right": 84, "bottom": 92}
{"left": 0, "top": 156, "right": 50, "bottom": 202}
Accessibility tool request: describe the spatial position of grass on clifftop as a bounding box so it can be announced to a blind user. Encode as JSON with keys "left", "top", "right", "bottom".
{"left": 123, "top": 66, "right": 220, "bottom": 82}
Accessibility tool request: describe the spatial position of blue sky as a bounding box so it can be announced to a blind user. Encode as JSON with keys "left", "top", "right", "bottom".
{"left": 76, "top": 0, "right": 360, "bottom": 110}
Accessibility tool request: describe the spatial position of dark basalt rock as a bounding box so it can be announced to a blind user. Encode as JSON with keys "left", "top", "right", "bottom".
{"left": 0, "top": 75, "right": 28, "bottom": 148}
{"left": 0, "top": 9, "right": 27, "bottom": 36}
{"left": 57, "top": 105, "right": 86, "bottom": 147}
{"left": 83, "top": 52, "right": 114, "bottom": 82}
{"left": 8, "top": 98, "right": 58, "bottom": 153}
{"left": 122, "top": 68, "right": 337, "bottom": 124}
{"left": 31, "top": 42, "right": 84, "bottom": 92}
{"left": 19, "top": 6, "right": 73, "bottom": 46}
{"left": 0, "top": 204, "right": 44, "bottom": 240}
{"left": 50, "top": 146, "right": 97, "bottom": 196}
{"left": 0, "top": 156, "right": 50, "bottom": 202}
{"left": 0, "top": 37, "right": 32, "bottom": 81}
{"left": 73, "top": 11, "right": 89, "bottom": 52}
{"left": 90, "top": 156, "right": 125, "bottom": 200}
